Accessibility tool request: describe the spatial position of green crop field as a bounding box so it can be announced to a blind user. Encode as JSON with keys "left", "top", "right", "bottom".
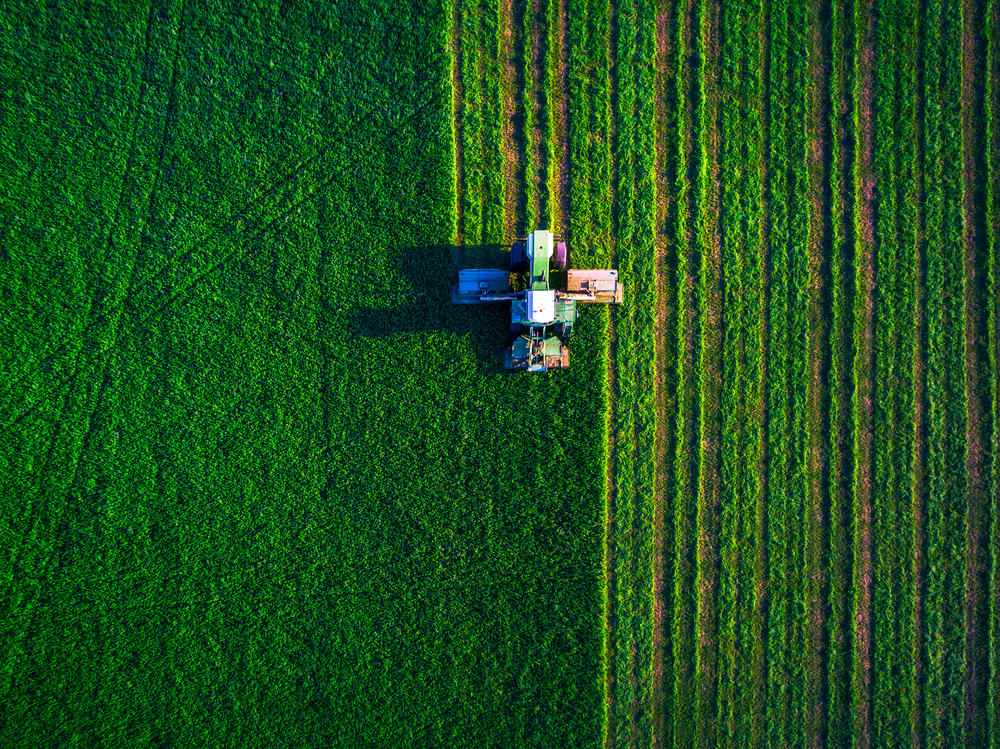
{"left": 1, "top": 0, "right": 998, "bottom": 747}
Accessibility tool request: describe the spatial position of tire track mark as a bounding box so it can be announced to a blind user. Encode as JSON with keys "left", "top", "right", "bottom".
{"left": 1, "top": 0, "right": 190, "bottom": 697}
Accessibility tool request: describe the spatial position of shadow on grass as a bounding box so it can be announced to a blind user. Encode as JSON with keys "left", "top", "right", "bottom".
{"left": 349, "top": 244, "right": 520, "bottom": 374}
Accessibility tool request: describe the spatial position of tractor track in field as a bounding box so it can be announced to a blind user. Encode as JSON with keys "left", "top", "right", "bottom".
{"left": 959, "top": 0, "right": 991, "bottom": 742}
{"left": 1, "top": 0, "right": 192, "bottom": 698}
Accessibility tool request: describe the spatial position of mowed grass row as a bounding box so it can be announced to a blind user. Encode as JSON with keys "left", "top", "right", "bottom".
{"left": 922, "top": 0, "right": 967, "bottom": 745}
{"left": 990, "top": 0, "right": 1000, "bottom": 744}
{"left": 609, "top": 0, "right": 659, "bottom": 743}
{"left": 653, "top": 0, "right": 996, "bottom": 746}
{"left": 872, "top": 0, "right": 918, "bottom": 744}
{"left": 715, "top": 0, "right": 765, "bottom": 744}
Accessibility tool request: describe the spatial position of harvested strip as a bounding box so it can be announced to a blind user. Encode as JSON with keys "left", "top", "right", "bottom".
{"left": 499, "top": 0, "right": 520, "bottom": 240}
{"left": 651, "top": 1, "right": 678, "bottom": 747}
{"left": 451, "top": 0, "right": 465, "bottom": 244}
{"left": 764, "top": 0, "right": 793, "bottom": 743}
{"left": 671, "top": 0, "right": 700, "bottom": 744}
{"left": 910, "top": 0, "right": 929, "bottom": 745}
{"left": 803, "top": 0, "right": 831, "bottom": 743}
{"left": 960, "top": 0, "right": 990, "bottom": 743}
{"left": 695, "top": 0, "right": 723, "bottom": 743}
{"left": 551, "top": 0, "right": 571, "bottom": 234}
{"left": 988, "top": 0, "right": 1000, "bottom": 743}
{"left": 851, "top": 0, "right": 876, "bottom": 744}
{"left": 750, "top": 0, "right": 772, "bottom": 744}
{"left": 716, "top": 0, "right": 751, "bottom": 740}
{"left": 826, "top": 0, "right": 855, "bottom": 743}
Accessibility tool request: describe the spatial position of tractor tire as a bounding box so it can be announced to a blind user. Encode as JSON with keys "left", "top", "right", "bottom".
{"left": 552, "top": 241, "right": 568, "bottom": 271}
{"left": 510, "top": 241, "right": 528, "bottom": 272}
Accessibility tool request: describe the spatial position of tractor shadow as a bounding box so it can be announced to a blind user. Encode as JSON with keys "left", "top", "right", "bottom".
{"left": 350, "top": 244, "right": 519, "bottom": 374}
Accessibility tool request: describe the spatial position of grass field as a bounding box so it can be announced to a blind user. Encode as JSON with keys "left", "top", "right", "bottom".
{"left": 2, "top": 0, "right": 998, "bottom": 746}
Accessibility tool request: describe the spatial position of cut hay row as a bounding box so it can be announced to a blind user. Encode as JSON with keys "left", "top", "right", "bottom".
{"left": 694, "top": 0, "right": 723, "bottom": 743}
{"left": 872, "top": 0, "right": 919, "bottom": 744}
{"left": 669, "top": 0, "right": 700, "bottom": 744}
{"left": 762, "top": 0, "right": 793, "bottom": 742}
{"left": 851, "top": 0, "right": 876, "bottom": 744}
{"left": 499, "top": 0, "right": 520, "bottom": 240}
{"left": 650, "top": 0, "right": 678, "bottom": 745}
{"left": 989, "top": 0, "right": 1000, "bottom": 743}
{"left": 959, "top": 0, "right": 992, "bottom": 745}
{"left": 521, "top": 0, "right": 540, "bottom": 232}
{"left": 715, "top": 0, "right": 764, "bottom": 744}
{"left": 909, "top": 0, "right": 930, "bottom": 743}
{"left": 803, "top": 0, "right": 832, "bottom": 742}
{"left": 826, "top": 0, "right": 855, "bottom": 744}
{"left": 922, "top": 0, "right": 968, "bottom": 744}
{"left": 786, "top": 0, "right": 810, "bottom": 741}
{"left": 451, "top": 0, "right": 465, "bottom": 244}
{"left": 459, "top": 0, "right": 486, "bottom": 244}
{"left": 626, "top": 0, "right": 659, "bottom": 744}
{"left": 750, "top": 0, "right": 773, "bottom": 744}
{"left": 548, "top": 0, "right": 571, "bottom": 233}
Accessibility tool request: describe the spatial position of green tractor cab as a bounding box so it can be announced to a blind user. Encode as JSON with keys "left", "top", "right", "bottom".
{"left": 451, "top": 228, "right": 622, "bottom": 372}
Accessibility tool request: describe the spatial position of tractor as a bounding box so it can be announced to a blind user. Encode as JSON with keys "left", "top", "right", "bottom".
{"left": 451, "top": 228, "right": 623, "bottom": 372}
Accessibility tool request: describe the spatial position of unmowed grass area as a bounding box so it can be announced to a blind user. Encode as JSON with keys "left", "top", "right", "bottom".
{"left": 0, "top": 1, "right": 605, "bottom": 745}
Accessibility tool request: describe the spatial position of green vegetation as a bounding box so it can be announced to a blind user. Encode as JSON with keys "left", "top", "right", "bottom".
{"left": 3, "top": 0, "right": 998, "bottom": 746}
{"left": 1, "top": 1, "right": 605, "bottom": 746}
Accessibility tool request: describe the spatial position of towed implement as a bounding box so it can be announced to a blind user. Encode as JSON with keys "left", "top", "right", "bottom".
{"left": 451, "top": 228, "right": 623, "bottom": 372}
